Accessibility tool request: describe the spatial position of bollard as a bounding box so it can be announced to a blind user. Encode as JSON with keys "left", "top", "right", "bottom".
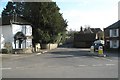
{"left": 90, "top": 46, "right": 94, "bottom": 53}
{"left": 98, "top": 46, "right": 106, "bottom": 57}
{"left": 15, "top": 51, "right": 17, "bottom": 54}
{"left": 98, "top": 46, "right": 103, "bottom": 55}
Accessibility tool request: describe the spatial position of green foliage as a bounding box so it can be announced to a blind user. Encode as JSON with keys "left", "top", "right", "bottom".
{"left": 2, "top": 49, "right": 8, "bottom": 54}
{"left": 2, "top": 2, "right": 68, "bottom": 45}
{"left": 60, "top": 32, "right": 67, "bottom": 44}
{"left": 4, "top": 42, "right": 13, "bottom": 53}
{"left": 38, "top": 29, "right": 51, "bottom": 44}
{"left": 25, "top": 2, "right": 68, "bottom": 44}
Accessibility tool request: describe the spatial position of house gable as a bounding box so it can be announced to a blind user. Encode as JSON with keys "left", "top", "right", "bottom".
{"left": 0, "top": 16, "right": 32, "bottom": 51}
{"left": 104, "top": 20, "right": 120, "bottom": 51}
{"left": 1, "top": 16, "right": 31, "bottom": 25}
{"left": 105, "top": 20, "right": 120, "bottom": 29}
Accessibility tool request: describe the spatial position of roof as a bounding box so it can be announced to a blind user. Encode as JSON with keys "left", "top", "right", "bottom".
{"left": 79, "top": 27, "right": 102, "bottom": 34}
{"left": 1, "top": 16, "right": 31, "bottom": 25}
{"left": 84, "top": 28, "right": 93, "bottom": 33}
{"left": 74, "top": 33, "right": 96, "bottom": 42}
{"left": 91, "top": 28, "right": 102, "bottom": 33}
{"left": 105, "top": 20, "right": 120, "bottom": 29}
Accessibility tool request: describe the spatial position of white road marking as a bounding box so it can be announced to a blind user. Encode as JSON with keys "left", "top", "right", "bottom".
{"left": 94, "top": 57, "right": 100, "bottom": 59}
{"left": 16, "top": 67, "right": 21, "bottom": 69}
{"left": 12, "top": 55, "right": 20, "bottom": 56}
{"left": 47, "top": 66, "right": 57, "bottom": 68}
{"left": 92, "top": 64, "right": 103, "bottom": 67}
{"left": 74, "top": 57, "right": 79, "bottom": 58}
{"left": 36, "top": 53, "right": 42, "bottom": 55}
{"left": 74, "top": 56, "right": 87, "bottom": 58}
{"left": 94, "top": 56, "right": 113, "bottom": 61}
{"left": 101, "top": 58, "right": 113, "bottom": 61}
{"left": 78, "top": 65, "right": 87, "bottom": 67}
{"left": 10, "top": 55, "right": 34, "bottom": 60}
{"left": 1, "top": 68, "right": 12, "bottom": 70}
{"left": 16, "top": 67, "right": 29, "bottom": 69}
{"left": 105, "top": 64, "right": 115, "bottom": 66}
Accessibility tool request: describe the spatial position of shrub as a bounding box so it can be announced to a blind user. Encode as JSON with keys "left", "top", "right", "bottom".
{"left": 2, "top": 49, "right": 8, "bottom": 54}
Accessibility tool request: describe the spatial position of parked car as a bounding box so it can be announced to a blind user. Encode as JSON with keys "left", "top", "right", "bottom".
{"left": 92, "top": 40, "right": 104, "bottom": 51}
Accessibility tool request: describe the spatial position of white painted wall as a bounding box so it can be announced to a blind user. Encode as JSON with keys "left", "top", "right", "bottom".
{"left": 12, "top": 24, "right": 32, "bottom": 36}
{"left": 0, "top": 26, "right": 3, "bottom": 50}
{"left": 25, "top": 25, "right": 32, "bottom": 36}
{"left": 0, "top": 25, "right": 13, "bottom": 50}
{"left": 0, "top": 24, "right": 32, "bottom": 50}
{"left": 12, "top": 24, "right": 32, "bottom": 49}
{"left": 26, "top": 39, "right": 32, "bottom": 48}
{"left": 12, "top": 24, "right": 22, "bottom": 35}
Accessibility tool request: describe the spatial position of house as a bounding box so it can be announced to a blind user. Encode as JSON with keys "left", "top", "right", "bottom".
{"left": 73, "top": 27, "right": 102, "bottom": 48}
{"left": 0, "top": 16, "right": 33, "bottom": 53}
{"left": 91, "top": 28, "right": 104, "bottom": 40}
{"left": 104, "top": 20, "right": 120, "bottom": 52}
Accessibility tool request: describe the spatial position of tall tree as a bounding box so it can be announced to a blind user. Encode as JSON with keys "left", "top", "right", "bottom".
{"left": 2, "top": 2, "right": 68, "bottom": 45}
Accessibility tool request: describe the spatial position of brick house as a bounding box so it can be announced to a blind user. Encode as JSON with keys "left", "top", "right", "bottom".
{"left": 73, "top": 27, "right": 102, "bottom": 48}
{"left": 104, "top": 20, "right": 120, "bottom": 52}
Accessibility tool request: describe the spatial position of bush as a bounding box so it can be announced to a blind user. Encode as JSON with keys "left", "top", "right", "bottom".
{"left": 2, "top": 49, "right": 8, "bottom": 54}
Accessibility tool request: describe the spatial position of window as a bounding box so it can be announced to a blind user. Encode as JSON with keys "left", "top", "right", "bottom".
{"left": 110, "top": 29, "right": 119, "bottom": 37}
{"left": 113, "top": 29, "right": 117, "bottom": 36}
{"left": 22, "top": 26, "right": 26, "bottom": 34}
{"left": 110, "top": 40, "right": 119, "bottom": 48}
{"left": 26, "top": 26, "right": 32, "bottom": 36}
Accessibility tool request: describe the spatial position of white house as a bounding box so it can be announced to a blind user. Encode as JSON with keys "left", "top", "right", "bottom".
{"left": 0, "top": 16, "right": 32, "bottom": 52}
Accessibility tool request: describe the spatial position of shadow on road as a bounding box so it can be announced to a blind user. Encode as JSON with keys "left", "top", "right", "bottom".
{"left": 49, "top": 49, "right": 97, "bottom": 58}
{"left": 49, "top": 48, "right": 118, "bottom": 58}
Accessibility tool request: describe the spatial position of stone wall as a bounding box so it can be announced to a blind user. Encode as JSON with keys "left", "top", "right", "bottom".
{"left": 49, "top": 44, "right": 58, "bottom": 50}
{"left": 41, "top": 43, "right": 58, "bottom": 50}
{"left": 13, "top": 48, "right": 33, "bottom": 54}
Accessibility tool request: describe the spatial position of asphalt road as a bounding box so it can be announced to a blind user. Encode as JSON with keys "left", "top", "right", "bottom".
{"left": 1, "top": 48, "right": 118, "bottom": 78}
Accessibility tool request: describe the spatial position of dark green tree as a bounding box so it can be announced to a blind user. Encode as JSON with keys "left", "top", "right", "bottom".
{"left": 2, "top": 2, "right": 68, "bottom": 46}
{"left": 22, "top": 2, "right": 67, "bottom": 44}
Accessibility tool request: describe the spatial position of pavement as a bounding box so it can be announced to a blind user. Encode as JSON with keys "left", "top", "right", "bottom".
{"left": 0, "top": 49, "right": 48, "bottom": 60}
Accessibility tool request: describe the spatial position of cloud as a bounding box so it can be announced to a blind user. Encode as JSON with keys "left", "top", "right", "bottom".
{"left": 56, "top": 0, "right": 119, "bottom": 31}
{"left": 62, "top": 6, "right": 118, "bottom": 31}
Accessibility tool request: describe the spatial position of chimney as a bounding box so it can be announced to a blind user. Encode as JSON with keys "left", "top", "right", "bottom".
{"left": 80, "top": 26, "right": 83, "bottom": 31}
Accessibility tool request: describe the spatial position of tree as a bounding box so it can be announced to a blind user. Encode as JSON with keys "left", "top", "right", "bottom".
{"left": 22, "top": 2, "right": 67, "bottom": 44}
{"left": 2, "top": 2, "right": 25, "bottom": 17}
{"left": 2, "top": 1, "right": 68, "bottom": 45}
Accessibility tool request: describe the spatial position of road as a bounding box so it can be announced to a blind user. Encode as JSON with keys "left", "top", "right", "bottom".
{"left": 1, "top": 48, "right": 118, "bottom": 78}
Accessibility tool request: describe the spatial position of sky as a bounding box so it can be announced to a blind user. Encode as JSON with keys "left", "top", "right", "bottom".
{"left": 54, "top": 0, "right": 119, "bottom": 31}
{"left": 0, "top": 2, "right": 8, "bottom": 15}
{"left": 0, "top": 0, "right": 119, "bottom": 31}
